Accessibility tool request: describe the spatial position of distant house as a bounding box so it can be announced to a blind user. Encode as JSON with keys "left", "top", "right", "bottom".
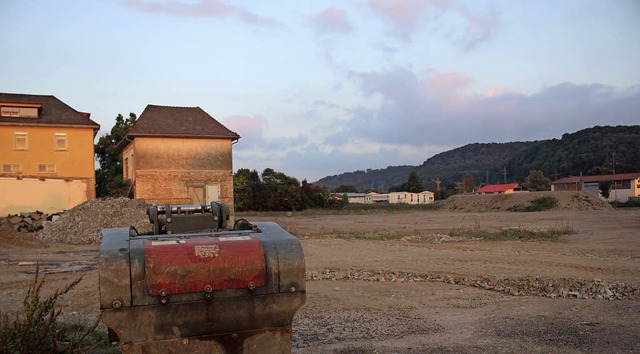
{"left": 0, "top": 93, "right": 100, "bottom": 214}
{"left": 475, "top": 183, "right": 521, "bottom": 195}
{"left": 345, "top": 193, "right": 366, "bottom": 204}
{"left": 388, "top": 191, "right": 435, "bottom": 204}
{"left": 119, "top": 105, "right": 240, "bottom": 211}
{"left": 365, "top": 192, "right": 389, "bottom": 204}
{"left": 551, "top": 173, "right": 640, "bottom": 202}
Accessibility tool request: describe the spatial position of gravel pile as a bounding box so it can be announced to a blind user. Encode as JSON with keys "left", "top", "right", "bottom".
{"left": 307, "top": 268, "right": 640, "bottom": 300}
{"left": 37, "top": 198, "right": 152, "bottom": 245}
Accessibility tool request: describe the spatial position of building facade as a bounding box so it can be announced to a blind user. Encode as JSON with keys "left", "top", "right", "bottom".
{"left": 120, "top": 105, "right": 240, "bottom": 211}
{"left": 0, "top": 93, "right": 100, "bottom": 214}
{"left": 552, "top": 173, "right": 640, "bottom": 202}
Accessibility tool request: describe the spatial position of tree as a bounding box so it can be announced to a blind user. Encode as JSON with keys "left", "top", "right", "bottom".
{"left": 334, "top": 184, "right": 358, "bottom": 193}
{"left": 389, "top": 171, "right": 425, "bottom": 192}
{"left": 95, "top": 113, "right": 137, "bottom": 197}
{"left": 463, "top": 174, "right": 475, "bottom": 193}
{"left": 599, "top": 181, "right": 612, "bottom": 199}
{"left": 261, "top": 168, "right": 302, "bottom": 211}
{"left": 233, "top": 168, "right": 262, "bottom": 211}
{"left": 521, "top": 170, "right": 551, "bottom": 191}
{"left": 406, "top": 171, "right": 425, "bottom": 192}
{"left": 588, "top": 165, "right": 612, "bottom": 176}
{"left": 301, "top": 180, "right": 324, "bottom": 209}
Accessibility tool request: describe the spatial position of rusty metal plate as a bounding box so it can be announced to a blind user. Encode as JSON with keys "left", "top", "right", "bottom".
{"left": 143, "top": 235, "right": 265, "bottom": 295}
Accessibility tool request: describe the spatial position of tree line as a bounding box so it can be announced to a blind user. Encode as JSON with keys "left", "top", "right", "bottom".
{"left": 234, "top": 168, "right": 347, "bottom": 211}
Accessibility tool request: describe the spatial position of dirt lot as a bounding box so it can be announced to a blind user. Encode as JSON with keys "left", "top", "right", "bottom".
{"left": 1, "top": 195, "right": 639, "bottom": 353}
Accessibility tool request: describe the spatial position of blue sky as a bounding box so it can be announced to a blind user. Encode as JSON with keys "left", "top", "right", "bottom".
{"left": 2, "top": 0, "right": 639, "bottom": 182}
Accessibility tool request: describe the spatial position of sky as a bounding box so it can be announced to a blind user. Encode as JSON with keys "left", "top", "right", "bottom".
{"left": 2, "top": 0, "right": 639, "bottom": 182}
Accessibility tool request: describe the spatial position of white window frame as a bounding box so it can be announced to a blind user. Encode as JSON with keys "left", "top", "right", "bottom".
{"left": 2, "top": 164, "right": 21, "bottom": 173}
{"left": 54, "top": 133, "right": 68, "bottom": 151}
{"left": 14, "top": 132, "right": 28, "bottom": 150}
{"left": 37, "top": 164, "right": 56, "bottom": 174}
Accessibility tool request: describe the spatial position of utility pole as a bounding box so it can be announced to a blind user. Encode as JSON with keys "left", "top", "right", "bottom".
{"left": 503, "top": 166, "right": 507, "bottom": 183}
{"left": 612, "top": 151, "right": 616, "bottom": 174}
{"left": 486, "top": 170, "right": 489, "bottom": 185}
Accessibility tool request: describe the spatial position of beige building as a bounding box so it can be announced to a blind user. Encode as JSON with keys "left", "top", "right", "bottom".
{"left": 0, "top": 93, "right": 99, "bottom": 215}
{"left": 388, "top": 191, "right": 435, "bottom": 204}
{"left": 119, "top": 105, "right": 240, "bottom": 211}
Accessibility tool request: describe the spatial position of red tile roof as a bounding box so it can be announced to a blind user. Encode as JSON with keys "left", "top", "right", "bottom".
{"left": 475, "top": 183, "right": 520, "bottom": 194}
{"left": 126, "top": 105, "right": 240, "bottom": 140}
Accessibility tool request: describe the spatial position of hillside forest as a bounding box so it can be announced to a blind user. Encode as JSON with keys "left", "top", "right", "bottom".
{"left": 95, "top": 123, "right": 640, "bottom": 211}
{"left": 316, "top": 125, "right": 640, "bottom": 193}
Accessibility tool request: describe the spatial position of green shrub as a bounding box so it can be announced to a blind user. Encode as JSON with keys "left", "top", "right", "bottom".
{"left": 508, "top": 196, "right": 558, "bottom": 212}
{"left": 0, "top": 266, "right": 100, "bottom": 354}
{"left": 610, "top": 197, "right": 640, "bottom": 208}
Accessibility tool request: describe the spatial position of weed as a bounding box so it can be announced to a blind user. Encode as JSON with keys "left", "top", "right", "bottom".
{"left": 0, "top": 265, "right": 100, "bottom": 354}
{"left": 448, "top": 225, "right": 574, "bottom": 241}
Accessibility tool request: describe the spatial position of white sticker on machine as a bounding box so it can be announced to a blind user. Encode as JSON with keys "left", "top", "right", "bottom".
{"left": 218, "top": 236, "right": 252, "bottom": 242}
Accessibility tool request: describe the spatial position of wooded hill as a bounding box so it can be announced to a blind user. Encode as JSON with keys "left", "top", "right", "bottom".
{"left": 315, "top": 125, "right": 640, "bottom": 191}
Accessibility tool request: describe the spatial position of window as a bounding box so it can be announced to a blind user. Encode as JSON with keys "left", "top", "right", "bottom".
{"left": 0, "top": 105, "right": 39, "bottom": 118}
{"left": 54, "top": 133, "right": 68, "bottom": 151}
{"left": 2, "top": 164, "right": 21, "bottom": 173}
{"left": 1, "top": 107, "right": 19, "bottom": 117}
{"left": 37, "top": 164, "right": 56, "bottom": 173}
{"left": 14, "top": 132, "right": 28, "bottom": 150}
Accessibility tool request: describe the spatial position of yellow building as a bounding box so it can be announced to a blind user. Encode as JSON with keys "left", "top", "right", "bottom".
{"left": 119, "top": 105, "right": 240, "bottom": 212}
{"left": 0, "top": 93, "right": 100, "bottom": 215}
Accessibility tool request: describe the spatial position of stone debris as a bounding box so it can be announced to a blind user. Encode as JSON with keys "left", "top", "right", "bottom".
{"left": 2, "top": 210, "right": 53, "bottom": 233}
{"left": 306, "top": 268, "right": 640, "bottom": 301}
{"left": 36, "top": 198, "right": 153, "bottom": 245}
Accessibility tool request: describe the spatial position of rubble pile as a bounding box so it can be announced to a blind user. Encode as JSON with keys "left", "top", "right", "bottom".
{"left": 2, "top": 211, "right": 53, "bottom": 233}
{"left": 37, "top": 198, "right": 153, "bottom": 245}
{"left": 307, "top": 268, "right": 640, "bottom": 300}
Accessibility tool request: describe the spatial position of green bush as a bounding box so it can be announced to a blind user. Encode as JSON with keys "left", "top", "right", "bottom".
{"left": 508, "top": 196, "right": 558, "bottom": 212}
{"left": 0, "top": 266, "right": 100, "bottom": 354}
{"left": 610, "top": 197, "right": 640, "bottom": 208}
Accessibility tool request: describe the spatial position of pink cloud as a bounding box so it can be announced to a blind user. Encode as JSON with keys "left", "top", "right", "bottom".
{"left": 368, "top": 0, "right": 451, "bottom": 36}
{"left": 368, "top": 0, "right": 499, "bottom": 49}
{"left": 424, "top": 71, "right": 473, "bottom": 93}
{"left": 123, "top": 0, "right": 282, "bottom": 27}
{"left": 223, "top": 115, "right": 267, "bottom": 148}
{"left": 485, "top": 86, "right": 504, "bottom": 97}
{"left": 310, "top": 7, "right": 353, "bottom": 34}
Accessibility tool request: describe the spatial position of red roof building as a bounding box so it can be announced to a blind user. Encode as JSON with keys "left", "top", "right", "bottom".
{"left": 475, "top": 183, "right": 520, "bottom": 194}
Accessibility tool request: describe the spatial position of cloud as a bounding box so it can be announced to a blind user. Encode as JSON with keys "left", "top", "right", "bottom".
{"left": 223, "top": 115, "right": 267, "bottom": 149}
{"left": 335, "top": 66, "right": 640, "bottom": 148}
{"left": 123, "top": 0, "right": 282, "bottom": 27}
{"left": 310, "top": 7, "right": 353, "bottom": 34}
{"left": 367, "top": 0, "right": 499, "bottom": 50}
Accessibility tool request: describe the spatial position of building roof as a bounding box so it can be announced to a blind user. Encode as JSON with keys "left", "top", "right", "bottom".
{"left": 552, "top": 172, "right": 640, "bottom": 184}
{"left": 126, "top": 105, "right": 240, "bottom": 140}
{"left": 475, "top": 183, "right": 520, "bottom": 194}
{"left": 0, "top": 93, "right": 100, "bottom": 129}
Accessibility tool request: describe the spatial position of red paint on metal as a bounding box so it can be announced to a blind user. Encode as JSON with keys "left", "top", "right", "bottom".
{"left": 143, "top": 236, "right": 265, "bottom": 295}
